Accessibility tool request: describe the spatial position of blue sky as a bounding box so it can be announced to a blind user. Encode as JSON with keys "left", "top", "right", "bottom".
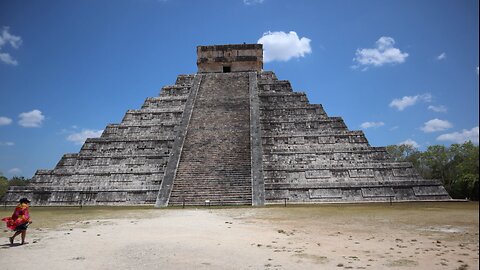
{"left": 0, "top": 0, "right": 478, "bottom": 178}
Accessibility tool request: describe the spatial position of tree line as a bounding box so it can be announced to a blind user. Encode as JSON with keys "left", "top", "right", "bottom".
{"left": 386, "top": 141, "right": 479, "bottom": 200}
{"left": 0, "top": 175, "right": 30, "bottom": 199}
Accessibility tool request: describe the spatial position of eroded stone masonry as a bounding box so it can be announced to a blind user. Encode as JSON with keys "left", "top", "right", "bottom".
{"left": 5, "top": 44, "right": 451, "bottom": 206}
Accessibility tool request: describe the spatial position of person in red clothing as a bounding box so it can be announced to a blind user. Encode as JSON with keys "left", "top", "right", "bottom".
{"left": 2, "top": 198, "right": 33, "bottom": 245}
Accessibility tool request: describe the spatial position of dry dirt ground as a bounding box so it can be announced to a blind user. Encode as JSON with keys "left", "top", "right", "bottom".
{"left": 0, "top": 202, "right": 478, "bottom": 270}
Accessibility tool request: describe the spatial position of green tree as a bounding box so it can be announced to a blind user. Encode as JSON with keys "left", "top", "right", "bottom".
{"left": 8, "top": 176, "right": 30, "bottom": 186}
{"left": 448, "top": 142, "right": 479, "bottom": 199}
{"left": 386, "top": 142, "right": 479, "bottom": 200}
{"left": 386, "top": 144, "right": 419, "bottom": 162}
{"left": 0, "top": 172, "right": 8, "bottom": 200}
{"left": 385, "top": 144, "right": 427, "bottom": 176}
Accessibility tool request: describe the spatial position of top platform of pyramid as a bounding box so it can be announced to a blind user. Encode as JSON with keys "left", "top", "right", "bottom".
{"left": 197, "top": 44, "right": 263, "bottom": 73}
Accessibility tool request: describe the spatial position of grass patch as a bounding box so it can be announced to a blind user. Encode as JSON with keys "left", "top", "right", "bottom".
{"left": 0, "top": 202, "right": 477, "bottom": 231}
{"left": 0, "top": 205, "right": 158, "bottom": 229}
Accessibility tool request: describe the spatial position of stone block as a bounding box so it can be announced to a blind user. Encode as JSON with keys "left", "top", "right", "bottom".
{"left": 413, "top": 186, "right": 449, "bottom": 196}
{"left": 305, "top": 170, "right": 332, "bottom": 179}
{"left": 361, "top": 187, "right": 395, "bottom": 198}
{"left": 309, "top": 188, "right": 343, "bottom": 199}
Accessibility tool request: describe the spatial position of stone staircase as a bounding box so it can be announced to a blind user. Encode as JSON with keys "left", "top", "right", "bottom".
{"left": 168, "top": 73, "right": 253, "bottom": 205}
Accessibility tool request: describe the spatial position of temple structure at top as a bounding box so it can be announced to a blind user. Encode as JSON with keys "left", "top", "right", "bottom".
{"left": 4, "top": 44, "right": 451, "bottom": 206}
{"left": 196, "top": 44, "right": 263, "bottom": 73}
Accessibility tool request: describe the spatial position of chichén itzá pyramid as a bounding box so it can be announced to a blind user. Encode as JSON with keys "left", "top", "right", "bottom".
{"left": 5, "top": 44, "right": 451, "bottom": 206}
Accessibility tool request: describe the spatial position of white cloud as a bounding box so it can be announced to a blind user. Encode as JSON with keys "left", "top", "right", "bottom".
{"left": 436, "top": 52, "right": 446, "bottom": 60}
{"left": 0, "top": 116, "right": 12, "bottom": 126}
{"left": 437, "top": 126, "right": 479, "bottom": 144}
{"left": 0, "top": 26, "right": 22, "bottom": 66}
{"left": 243, "top": 0, "right": 264, "bottom": 4}
{"left": 67, "top": 129, "right": 103, "bottom": 145}
{"left": 477, "top": 66, "right": 479, "bottom": 75}
{"left": 0, "top": 52, "right": 18, "bottom": 65}
{"left": 428, "top": 105, "right": 447, "bottom": 113}
{"left": 18, "top": 109, "right": 45, "bottom": 127}
{"left": 8, "top": 168, "right": 22, "bottom": 175}
{"left": 389, "top": 93, "right": 432, "bottom": 111}
{"left": 0, "top": 141, "right": 14, "bottom": 146}
{"left": 360, "top": 121, "right": 385, "bottom": 129}
{"left": 0, "top": 27, "right": 22, "bottom": 48}
{"left": 257, "top": 31, "right": 312, "bottom": 62}
{"left": 398, "top": 139, "right": 420, "bottom": 148}
{"left": 353, "top": 36, "right": 408, "bottom": 69}
{"left": 420, "top": 118, "right": 453, "bottom": 133}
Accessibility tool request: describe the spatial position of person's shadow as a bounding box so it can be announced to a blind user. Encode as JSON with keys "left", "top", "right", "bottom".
{"left": 0, "top": 243, "right": 27, "bottom": 249}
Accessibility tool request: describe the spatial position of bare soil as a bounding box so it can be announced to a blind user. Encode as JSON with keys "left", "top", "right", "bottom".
{"left": 0, "top": 202, "right": 478, "bottom": 270}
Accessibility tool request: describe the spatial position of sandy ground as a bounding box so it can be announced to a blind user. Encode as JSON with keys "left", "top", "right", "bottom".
{"left": 0, "top": 202, "right": 478, "bottom": 270}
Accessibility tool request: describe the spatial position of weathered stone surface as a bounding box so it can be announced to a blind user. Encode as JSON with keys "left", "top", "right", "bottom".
{"left": 165, "top": 73, "right": 253, "bottom": 206}
{"left": 155, "top": 75, "right": 202, "bottom": 207}
{"left": 4, "top": 74, "right": 195, "bottom": 205}
{"left": 257, "top": 70, "right": 450, "bottom": 203}
{"left": 4, "top": 44, "right": 451, "bottom": 206}
{"left": 197, "top": 44, "right": 263, "bottom": 73}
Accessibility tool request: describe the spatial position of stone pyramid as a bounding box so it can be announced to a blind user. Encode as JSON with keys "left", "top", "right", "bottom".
{"left": 5, "top": 44, "right": 451, "bottom": 206}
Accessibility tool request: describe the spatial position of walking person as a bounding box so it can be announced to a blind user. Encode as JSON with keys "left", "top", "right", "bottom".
{"left": 2, "top": 198, "right": 33, "bottom": 245}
